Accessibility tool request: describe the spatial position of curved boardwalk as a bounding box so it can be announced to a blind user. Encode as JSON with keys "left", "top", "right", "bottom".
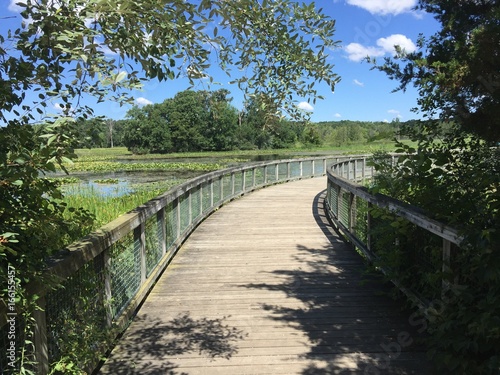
{"left": 98, "top": 177, "right": 431, "bottom": 375}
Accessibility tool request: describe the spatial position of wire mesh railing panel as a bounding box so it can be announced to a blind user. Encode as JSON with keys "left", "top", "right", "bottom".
{"left": 222, "top": 174, "right": 232, "bottom": 200}
{"left": 46, "top": 254, "right": 107, "bottom": 366}
{"left": 166, "top": 202, "right": 177, "bottom": 249}
{"left": 314, "top": 160, "right": 324, "bottom": 176}
{"left": 244, "top": 170, "right": 253, "bottom": 190}
{"left": 328, "top": 183, "right": 339, "bottom": 215}
{"left": 278, "top": 163, "right": 289, "bottom": 180}
{"left": 212, "top": 178, "right": 222, "bottom": 204}
{"left": 289, "top": 161, "right": 301, "bottom": 178}
{"left": 266, "top": 164, "right": 278, "bottom": 183}
{"left": 109, "top": 232, "right": 141, "bottom": 318}
{"left": 302, "top": 160, "right": 313, "bottom": 177}
{"left": 339, "top": 191, "right": 351, "bottom": 228}
{"left": 179, "top": 194, "right": 190, "bottom": 233}
{"left": 201, "top": 182, "right": 212, "bottom": 214}
{"left": 190, "top": 186, "right": 202, "bottom": 222}
{"left": 353, "top": 197, "right": 368, "bottom": 243}
{"left": 255, "top": 167, "right": 265, "bottom": 185}
{"left": 234, "top": 171, "right": 244, "bottom": 195}
{"left": 145, "top": 215, "right": 162, "bottom": 277}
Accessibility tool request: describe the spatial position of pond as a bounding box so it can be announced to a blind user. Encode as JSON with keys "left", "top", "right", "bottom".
{"left": 57, "top": 151, "right": 337, "bottom": 197}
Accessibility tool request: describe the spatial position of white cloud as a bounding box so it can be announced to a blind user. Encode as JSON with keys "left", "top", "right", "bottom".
{"left": 353, "top": 79, "right": 364, "bottom": 87}
{"left": 345, "top": 34, "right": 416, "bottom": 62}
{"left": 135, "top": 97, "right": 153, "bottom": 106}
{"left": 334, "top": 113, "right": 342, "bottom": 118}
{"left": 8, "top": 0, "right": 25, "bottom": 12}
{"left": 345, "top": 43, "right": 384, "bottom": 62}
{"left": 388, "top": 109, "right": 403, "bottom": 119}
{"left": 297, "top": 101, "right": 314, "bottom": 112}
{"left": 346, "top": 0, "right": 417, "bottom": 15}
{"left": 377, "top": 34, "right": 417, "bottom": 55}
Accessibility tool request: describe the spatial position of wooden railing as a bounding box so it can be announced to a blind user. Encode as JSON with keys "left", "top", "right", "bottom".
{"left": 1, "top": 155, "right": 353, "bottom": 374}
{"left": 325, "top": 156, "right": 462, "bottom": 309}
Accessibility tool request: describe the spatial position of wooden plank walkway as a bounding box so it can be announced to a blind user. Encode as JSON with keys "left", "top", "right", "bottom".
{"left": 98, "top": 177, "right": 431, "bottom": 375}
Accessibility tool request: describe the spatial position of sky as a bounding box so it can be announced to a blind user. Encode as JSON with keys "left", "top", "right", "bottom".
{"left": 1, "top": 0, "right": 441, "bottom": 123}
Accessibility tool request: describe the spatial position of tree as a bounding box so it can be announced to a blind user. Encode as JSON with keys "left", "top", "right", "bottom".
{"left": 369, "top": 2, "right": 500, "bottom": 373}
{"left": 371, "top": 0, "right": 500, "bottom": 142}
{"left": 122, "top": 104, "right": 172, "bottom": 154}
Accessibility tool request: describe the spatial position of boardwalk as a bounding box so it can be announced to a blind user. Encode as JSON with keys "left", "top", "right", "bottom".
{"left": 98, "top": 177, "right": 431, "bottom": 375}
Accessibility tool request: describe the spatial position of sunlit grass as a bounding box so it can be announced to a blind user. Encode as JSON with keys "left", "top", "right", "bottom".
{"left": 62, "top": 180, "right": 183, "bottom": 229}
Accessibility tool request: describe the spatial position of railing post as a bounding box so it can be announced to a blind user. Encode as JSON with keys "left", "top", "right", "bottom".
{"left": 34, "top": 296, "right": 48, "bottom": 375}
{"left": 361, "top": 158, "right": 366, "bottom": 184}
{"left": 242, "top": 170, "right": 247, "bottom": 192}
{"left": 348, "top": 193, "right": 355, "bottom": 232}
{"left": 188, "top": 190, "right": 192, "bottom": 225}
{"left": 210, "top": 181, "right": 214, "bottom": 207}
{"left": 264, "top": 165, "right": 268, "bottom": 184}
{"left": 219, "top": 176, "right": 224, "bottom": 201}
{"left": 176, "top": 198, "right": 181, "bottom": 238}
{"left": 156, "top": 207, "right": 167, "bottom": 256}
{"left": 252, "top": 168, "right": 256, "bottom": 187}
{"left": 367, "top": 202, "right": 372, "bottom": 252}
{"left": 323, "top": 159, "right": 327, "bottom": 175}
{"left": 135, "top": 222, "right": 146, "bottom": 284}
{"left": 353, "top": 160, "right": 358, "bottom": 182}
{"left": 287, "top": 162, "right": 291, "bottom": 179}
{"left": 299, "top": 160, "right": 303, "bottom": 177}
{"left": 199, "top": 184, "right": 204, "bottom": 215}
{"left": 337, "top": 187, "right": 342, "bottom": 221}
{"left": 275, "top": 163, "right": 279, "bottom": 181}
{"left": 311, "top": 160, "right": 315, "bottom": 176}
{"left": 103, "top": 248, "right": 113, "bottom": 326}
{"left": 231, "top": 172, "right": 235, "bottom": 195}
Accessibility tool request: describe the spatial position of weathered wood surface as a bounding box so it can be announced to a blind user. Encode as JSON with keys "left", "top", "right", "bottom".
{"left": 98, "top": 177, "right": 431, "bottom": 375}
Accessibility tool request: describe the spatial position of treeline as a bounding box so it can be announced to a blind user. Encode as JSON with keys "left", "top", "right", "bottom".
{"left": 73, "top": 89, "right": 419, "bottom": 153}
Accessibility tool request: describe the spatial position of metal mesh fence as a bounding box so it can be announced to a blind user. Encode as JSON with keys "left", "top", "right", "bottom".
{"left": 339, "top": 191, "right": 350, "bottom": 228}
{"left": 146, "top": 214, "right": 163, "bottom": 277}
{"left": 212, "top": 178, "right": 221, "bottom": 204}
{"left": 290, "top": 161, "right": 300, "bottom": 178}
{"left": 302, "top": 160, "right": 312, "bottom": 176}
{"left": 254, "top": 166, "right": 265, "bottom": 185}
{"left": 179, "top": 193, "right": 190, "bottom": 233}
{"left": 244, "top": 170, "right": 253, "bottom": 190}
{"left": 325, "top": 157, "right": 459, "bottom": 304}
{"left": 278, "top": 162, "right": 289, "bottom": 179}
{"left": 222, "top": 174, "right": 232, "bottom": 200}
{"left": 191, "top": 186, "right": 202, "bottom": 222}
{"left": 314, "top": 160, "right": 324, "bottom": 176}
{"left": 166, "top": 201, "right": 177, "bottom": 249}
{"left": 109, "top": 232, "right": 140, "bottom": 317}
{"left": 202, "top": 182, "right": 212, "bottom": 215}
{"left": 234, "top": 171, "right": 244, "bottom": 195}
{"left": 46, "top": 254, "right": 107, "bottom": 366}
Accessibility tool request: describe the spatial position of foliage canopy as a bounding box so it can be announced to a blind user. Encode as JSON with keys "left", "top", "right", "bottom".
{"left": 371, "top": 0, "right": 500, "bottom": 142}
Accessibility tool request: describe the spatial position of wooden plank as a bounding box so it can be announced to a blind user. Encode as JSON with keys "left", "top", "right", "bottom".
{"left": 98, "top": 177, "right": 432, "bottom": 375}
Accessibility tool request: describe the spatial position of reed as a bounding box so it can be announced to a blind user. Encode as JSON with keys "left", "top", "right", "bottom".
{"left": 62, "top": 181, "right": 182, "bottom": 229}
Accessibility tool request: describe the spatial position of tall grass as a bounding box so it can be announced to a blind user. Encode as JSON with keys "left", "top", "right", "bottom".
{"left": 62, "top": 181, "right": 182, "bottom": 230}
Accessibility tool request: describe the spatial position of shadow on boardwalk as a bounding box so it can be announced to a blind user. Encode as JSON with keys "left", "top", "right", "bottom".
{"left": 239, "top": 190, "right": 430, "bottom": 374}
{"left": 98, "top": 180, "right": 431, "bottom": 374}
{"left": 99, "top": 313, "right": 246, "bottom": 375}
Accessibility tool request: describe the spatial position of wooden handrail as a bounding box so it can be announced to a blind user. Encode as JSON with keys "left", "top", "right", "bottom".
{"left": 325, "top": 156, "right": 462, "bottom": 310}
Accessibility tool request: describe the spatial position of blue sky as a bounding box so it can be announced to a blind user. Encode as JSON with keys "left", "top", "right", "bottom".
{"left": 2, "top": 0, "right": 440, "bottom": 123}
